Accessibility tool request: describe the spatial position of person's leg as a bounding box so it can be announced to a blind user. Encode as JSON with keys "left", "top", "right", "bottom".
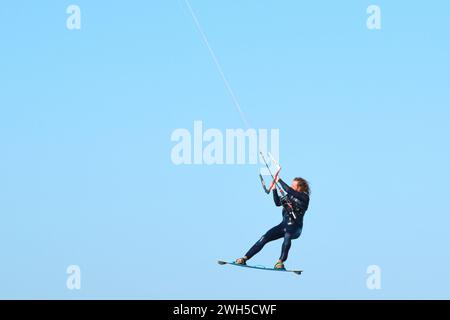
{"left": 243, "top": 224, "right": 285, "bottom": 260}
{"left": 279, "top": 227, "right": 302, "bottom": 262}
{"left": 279, "top": 233, "right": 293, "bottom": 262}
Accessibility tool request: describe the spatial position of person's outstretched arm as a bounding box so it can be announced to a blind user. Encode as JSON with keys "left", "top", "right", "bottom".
{"left": 273, "top": 189, "right": 282, "bottom": 207}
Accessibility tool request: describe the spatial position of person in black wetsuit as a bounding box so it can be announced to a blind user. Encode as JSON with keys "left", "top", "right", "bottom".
{"left": 235, "top": 177, "right": 310, "bottom": 270}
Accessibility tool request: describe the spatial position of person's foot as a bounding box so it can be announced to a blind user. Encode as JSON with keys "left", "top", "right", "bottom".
{"left": 235, "top": 257, "right": 248, "bottom": 265}
{"left": 274, "top": 260, "right": 285, "bottom": 270}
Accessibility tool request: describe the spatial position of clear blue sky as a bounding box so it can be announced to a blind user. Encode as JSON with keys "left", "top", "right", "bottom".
{"left": 1, "top": 0, "right": 449, "bottom": 299}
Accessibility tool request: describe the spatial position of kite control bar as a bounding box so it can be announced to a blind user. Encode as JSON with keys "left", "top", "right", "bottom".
{"left": 259, "top": 152, "right": 283, "bottom": 195}
{"left": 259, "top": 152, "right": 297, "bottom": 220}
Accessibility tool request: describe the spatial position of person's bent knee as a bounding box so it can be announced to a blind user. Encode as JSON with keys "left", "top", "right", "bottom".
{"left": 284, "top": 233, "right": 294, "bottom": 241}
{"left": 291, "top": 233, "right": 300, "bottom": 240}
{"left": 291, "top": 229, "right": 302, "bottom": 240}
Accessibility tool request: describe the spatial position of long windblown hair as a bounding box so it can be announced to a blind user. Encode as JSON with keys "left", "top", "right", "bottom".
{"left": 293, "top": 177, "right": 311, "bottom": 196}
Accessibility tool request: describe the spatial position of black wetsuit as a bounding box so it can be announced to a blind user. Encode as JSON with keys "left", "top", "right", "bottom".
{"left": 245, "top": 179, "right": 310, "bottom": 262}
